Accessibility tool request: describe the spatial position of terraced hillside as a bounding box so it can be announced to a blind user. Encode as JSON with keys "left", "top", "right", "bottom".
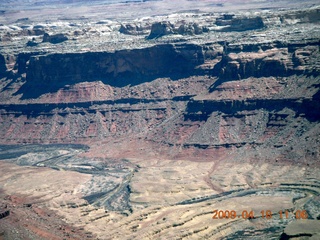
{"left": 0, "top": 0, "right": 319, "bottom": 239}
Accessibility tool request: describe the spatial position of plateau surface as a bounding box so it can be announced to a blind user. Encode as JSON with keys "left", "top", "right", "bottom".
{"left": 0, "top": 0, "right": 319, "bottom": 239}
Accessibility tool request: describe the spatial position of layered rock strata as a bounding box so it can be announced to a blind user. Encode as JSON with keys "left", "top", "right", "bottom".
{"left": 0, "top": 3, "right": 319, "bottom": 239}
{"left": 0, "top": 39, "right": 319, "bottom": 160}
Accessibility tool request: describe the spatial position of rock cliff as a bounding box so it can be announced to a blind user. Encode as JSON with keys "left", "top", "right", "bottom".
{"left": 0, "top": 37, "right": 319, "bottom": 165}
{"left": 22, "top": 43, "right": 208, "bottom": 97}
{"left": 219, "top": 41, "right": 320, "bottom": 81}
{"left": 0, "top": 2, "right": 319, "bottom": 240}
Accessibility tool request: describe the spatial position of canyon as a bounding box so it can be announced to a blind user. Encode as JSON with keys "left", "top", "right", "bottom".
{"left": 0, "top": 0, "right": 319, "bottom": 239}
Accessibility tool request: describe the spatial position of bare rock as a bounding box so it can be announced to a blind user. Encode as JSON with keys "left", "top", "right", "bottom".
{"left": 0, "top": 33, "right": 11, "bottom": 42}
{"left": 147, "top": 21, "right": 175, "bottom": 39}
{"left": 119, "top": 23, "right": 150, "bottom": 35}
{"left": 26, "top": 39, "right": 38, "bottom": 47}
{"left": 42, "top": 33, "right": 68, "bottom": 44}
{"left": 280, "top": 8, "right": 320, "bottom": 24}
{"left": 216, "top": 13, "right": 235, "bottom": 26}
{"left": 280, "top": 220, "right": 320, "bottom": 240}
{"left": 219, "top": 42, "right": 319, "bottom": 80}
{"left": 218, "top": 16, "right": 265, "bottom": 32}
{"left": 177, "top": 23, "right": 204, "bottom": 35}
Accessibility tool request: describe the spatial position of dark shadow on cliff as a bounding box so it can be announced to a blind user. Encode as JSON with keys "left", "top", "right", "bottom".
{"left": 14, "top": 43, "right": 206, "bottom": 99}
{"left": 14, "top": 70, "right": 202, "bottom": 100}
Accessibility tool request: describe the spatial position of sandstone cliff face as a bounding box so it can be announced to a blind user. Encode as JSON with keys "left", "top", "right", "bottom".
{"left": 147, "top": 22, "right": 175, "bottom": 39}
{"left": 0, "top": 36, "right": 319, "bottom": 165}
{"left": 21, "top": 43, "right": 210, "bottom": 98}
{"left": 219, "top": 41, "right": 320, "bottom": 81}
{"left": 17, "top": 40, "right": 319, "bottom": 100}
{"left": 0, "top": 3, "right": 319, "bottom": 240}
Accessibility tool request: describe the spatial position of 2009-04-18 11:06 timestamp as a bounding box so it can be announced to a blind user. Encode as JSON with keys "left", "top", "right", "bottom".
{"left": 212, "top": 209, "right": 308, "bottom": 220}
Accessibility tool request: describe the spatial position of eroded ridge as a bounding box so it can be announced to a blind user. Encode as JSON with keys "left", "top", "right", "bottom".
{"left": 0, "top": 0, "right": 319, "bottom": 239}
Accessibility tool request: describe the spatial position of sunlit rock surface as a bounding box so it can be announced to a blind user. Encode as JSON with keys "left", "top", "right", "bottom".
{"left": 0, "top": 0, "right": 319, "bottom": 239}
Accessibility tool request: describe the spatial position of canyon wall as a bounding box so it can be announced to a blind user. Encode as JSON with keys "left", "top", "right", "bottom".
{"left": 0, "top": 38, "right": 319, "bottom": 163}
{"left": 0, "top": 4, "right": 319, "bottom": 239}
{"left": 20, "top": 43, "right": 216, "bottom": 98}
{"left": 218, "top": 41, "right": 320, "bottom": 82}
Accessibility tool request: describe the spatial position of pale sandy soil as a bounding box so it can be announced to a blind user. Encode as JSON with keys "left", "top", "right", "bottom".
{"left": 1, "top": 155, "right": 319, "bottom": 239}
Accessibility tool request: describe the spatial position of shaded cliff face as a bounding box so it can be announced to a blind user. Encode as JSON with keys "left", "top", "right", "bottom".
{"left": 0, "top": 5, "right": 320, "bottom": 165}
{"left": 19, "top": 44, "right": 210, "bottom": 98}
{"left": 0, "top": 3, "right": 319, "bottom": 240}
{"left": 0, "top": 38, "right": 319, "bottom": 165}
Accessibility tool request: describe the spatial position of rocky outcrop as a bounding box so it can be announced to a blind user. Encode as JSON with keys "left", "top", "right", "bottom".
{"left": 280, "top": 8, "right": 320, "bottom": 24}
{"left": 0, "top": 100, "right": 173, "bottom": 143}
{"left": 216, "top": 16, "right": 265, "bottom": 32}
{"left": 147, "top": 21, "right": 175, "bottom": 39}
{"left": 19, "top": 43, "right": 210, "bottom": 98}
{"left": 177, "top": 23, "right": 207, "bottom": 35}
{"left": 0, "top": 34, "right": 319, "bottom": 165}
{"left": 42, "top": 33, "right": 68, "bottom": 44}
{"left": 20, "top": 39, "right": 320, "bottom": 100}
{"left": 280, "top": 220, "right": 320, "bottom": 240}
{"left": 0, "top": 33, "right": 11, "bottom": 42}
{"left": 147, "top": 21, "right": 208, "bottom": 39}
{"left": 219, "top": 41, "right": 320, "bottom": 81}
{"left": 0, "top": 2, "right": 319, "bottom": 240}
{"left": 26, "top": 39, "right": 38, "bottom": 47}
{"left": 119, "top": 23, "right": 150, "bottom": 35}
